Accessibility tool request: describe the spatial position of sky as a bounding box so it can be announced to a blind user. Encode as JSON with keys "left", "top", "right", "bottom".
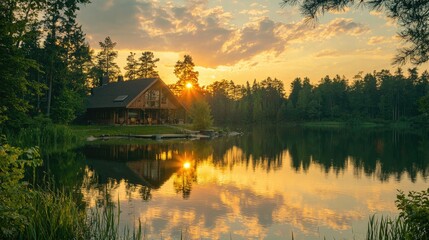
{"left": 77, "top": 0, "right": 429, "bottom": 93}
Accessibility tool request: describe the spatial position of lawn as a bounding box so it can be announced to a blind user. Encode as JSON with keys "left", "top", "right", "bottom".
{"left": 69, "top": 124, "right": 189, "bottom": 140}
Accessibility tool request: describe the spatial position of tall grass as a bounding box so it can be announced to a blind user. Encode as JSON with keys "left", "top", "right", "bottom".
{"left": 366, "top": 215, "right": 407, "bottom": 240}
{"left": 18, "top": 190, "right": 88, "bottom": 240}
{"left": 87, "top": 201, "right": 143, "bottom": 240}
{"left": 7, "top": 125, "right": 78, "bottom": 149}
{"left": 17, "top": 189, "right": 144, "bottom": 240}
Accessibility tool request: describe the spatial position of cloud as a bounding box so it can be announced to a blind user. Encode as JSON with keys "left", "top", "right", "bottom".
{"left": 240, "top": 3, "right": 269, "bottom": 17}
{"left": 367, "top": 35, "right": 399, "bottom": 46}
{"left": 78, "top": 0, "right": 371, "bottom": 68}
{"left": 319, "top": 18, "right": 370, "bottom": 37}
{"left": 277, "top": 18, "right": 370, "bottom": 44}
{"left": 315, "top": 49, "right": 341, "bottom": 58}
{"left": 367, "top": 36, "right": 386, "bottom": 45}
{"left": 369, "top": 10, "right": 396, "bottom": 27}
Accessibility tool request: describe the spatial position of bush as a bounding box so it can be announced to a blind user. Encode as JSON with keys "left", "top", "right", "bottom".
{"left": 0, "top": 140, "right": 42, "bottom": 239}
{"left": 189, "top": 100, "right": 213, "bottom": 130}
{"left": 396, "top": 188, "right": 429, "bottom": 240}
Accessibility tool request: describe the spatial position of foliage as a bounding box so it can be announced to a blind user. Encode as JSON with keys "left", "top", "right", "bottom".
{"left": 366, "top": 215, "right": 407, "bottom": 240}
{"left": 189, "top": 100, "right": 213, "bottom": 130}
{"left": 8, "top": 124, "right": 78, "bottom": 149}
{"left": 419, "top": 94, "right": 429, "bottom": 120}
{"left": 124, "top": 52, "right": 139, "bottom": 80}
{"left": 95, "top": 36, "right": 120, "bottom": 84}
{"left": 138, "top": 51, "right": 160, "bottom": 79}
{"left": 396, "top": 188, "right": 429, "bottom": 240}
{"left": 0, "top": 141, "right": 42, "bottom": 239}
{"left": 0, "top": 0, "right": 91, "bottom": 127}
{"left": 281, "top": 0, "right": 429, "bottom": 65}
{"left": 42, "top": 0, "right": 91, "bottom": 121}
{"left": 204, "top": 69, "right": 429, "bottom": 125}
{"left": 206, "top": 77, "right": 285, "bottom": 124}
{"left": 172, "top": 55, "right": 199, "bottom": 96}
{"left": 19, "top": 189, "right": 88, "bottom": 240}
{"left": 0, "top": 1, "right": 41, "bottom": 130}
{"left": 69, "top": 124, "right": 183, "bottom": 140}
{"left": 366, "top": 188, "right": 429, "bottom": 240}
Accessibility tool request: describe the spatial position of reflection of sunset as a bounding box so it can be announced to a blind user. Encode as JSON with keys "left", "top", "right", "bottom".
{"left": 81, "top": 139, "right": 428, "bottom": 239}
{"left": 183, "top": 162, "right": 191, "bottom": 169}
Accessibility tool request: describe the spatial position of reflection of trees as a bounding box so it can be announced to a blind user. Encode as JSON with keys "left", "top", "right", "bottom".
{"left": 123, "top": 181, "right": 152, "bottom": 201}
{"left": 79, "top": 127, "right": 429, "bottom": 203}
{"left": 208, "top": 125, "right": 285, "bottom": 172}
{"left": 173, "top": 164, "right": 197, "bottom": 199}
{"left": 192, "top": 126, "right": 429, "bottom": 182}
{"left": 282, "top": 127, "right": 429, "bottom": 182}
{"left": 139, "top": 186, "right": 152, "bottom": 201}
{"left": 35, "top": 150, "right": 87, "bottom": 208}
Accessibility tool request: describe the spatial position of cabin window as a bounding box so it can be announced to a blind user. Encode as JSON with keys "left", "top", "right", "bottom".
{"left": 145, "top": 90, "right": 160, "bottom": 108}
{"left": 114, "top": 95, "right": 128, "bottom": 102}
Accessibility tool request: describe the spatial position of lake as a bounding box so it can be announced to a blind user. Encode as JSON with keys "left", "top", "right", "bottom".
{"left": 42, "top": 126, "right": 429, "bottom": 239}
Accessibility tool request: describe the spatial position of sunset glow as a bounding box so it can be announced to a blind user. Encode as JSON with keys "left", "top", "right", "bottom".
{"left": 185, "top": 82, "right": 193, "bottom": 89}
{"left": 78, "top": 0, "right": 429, "bottom": 89}
{"left": 183, "top": 162, "right": 191, "bottom": 169}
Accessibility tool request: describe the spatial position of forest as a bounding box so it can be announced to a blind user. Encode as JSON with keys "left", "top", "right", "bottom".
{"left": 2, "top": 1, "right": 429, "bottom": 239}
{"left": 204, "top": 69, "right": 429, "bottom": 125}
{"left": 1, "top": 0, "right": 429, "bottom": 134}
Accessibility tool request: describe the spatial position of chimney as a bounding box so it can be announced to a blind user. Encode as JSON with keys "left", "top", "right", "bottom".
{"left": 118, "top": 75, "right": 124, "bottom": 82}
{"left": 101, "top": 75, "right": 110, "bottom": 85}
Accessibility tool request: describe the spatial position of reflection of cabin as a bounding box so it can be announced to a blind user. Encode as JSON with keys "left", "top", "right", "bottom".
{"left": 83, "top": 144, "right": 182, "bottom": 188}
{"left": 86, "top": 78, "right": 186, "bottom": 125}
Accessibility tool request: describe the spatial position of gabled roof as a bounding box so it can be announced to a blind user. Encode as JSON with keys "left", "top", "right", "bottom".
{"left": 87, "top": 78, "right": 158, "bottom": 109}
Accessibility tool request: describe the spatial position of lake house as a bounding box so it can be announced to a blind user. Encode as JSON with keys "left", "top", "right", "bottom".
{"left": 86, "top": 78, "right": 186, "bottom": 125}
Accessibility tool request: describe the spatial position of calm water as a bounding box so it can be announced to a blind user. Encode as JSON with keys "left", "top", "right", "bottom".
{"left": 42, "top": 126, "right": 429, "bottom": 239}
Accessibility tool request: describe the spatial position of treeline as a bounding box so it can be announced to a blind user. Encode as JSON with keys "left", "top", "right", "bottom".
{"left": 2, "top": 1, "right": 429, "bottom": 131}
{"left": 0, "top": 1, "right": 93, "bottom": 130}
{"left": 1, "top": 1, "right": 149, "bottom": 131}
{"left": 203, "top": 69, "right": 429, "bottom": 125}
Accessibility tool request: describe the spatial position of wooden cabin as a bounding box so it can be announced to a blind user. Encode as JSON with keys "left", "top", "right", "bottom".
{"left": 86, "top": 78, "right": 186, "bottom": 125}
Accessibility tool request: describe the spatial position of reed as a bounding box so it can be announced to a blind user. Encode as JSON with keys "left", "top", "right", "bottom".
{"left": 366, "top": 215, "right": 407, "bottom": 240}
{"left": 7, "top": 125, "right": 78, "bottom": 149}
{"left": 86, "top": 200, "right": 143, "bottom": 240}
{"left": 18, "top": 190, "right": 87, "bottom": 240}
{"left": 16, "top": 189, "right": 144, "bottom": 240}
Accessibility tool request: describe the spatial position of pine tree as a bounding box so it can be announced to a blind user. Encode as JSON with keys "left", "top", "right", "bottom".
{"left": 42, "top": 0, "right": 90, "bottom": 123}
{"left": 124, "top": 52, "right": 139, "bottom": 80}
{"left": 137, "top": 51, "right": 159, "bottom": 79}
{"left": 95, "top": 36, "right": 120, "bottom": 84}
{"left": 173, "top": 55, "right": 199, "bottom": 95}
{"left": 0, "top": 1, "right": 39, "bottom": 129}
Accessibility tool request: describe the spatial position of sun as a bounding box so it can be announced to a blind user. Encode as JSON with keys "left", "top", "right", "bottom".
{"left": 183, "top": 162, "right": 191, "bottom": 169}
{"left": 185, "top": 82, "right": 193, "bottom": 89}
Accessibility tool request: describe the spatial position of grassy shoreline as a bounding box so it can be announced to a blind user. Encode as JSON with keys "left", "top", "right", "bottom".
{"left": 69, "top": 124, "right": 190, "bottom": 140}
{"left": 68, "top": 120, "right": 425, "bottom": 141}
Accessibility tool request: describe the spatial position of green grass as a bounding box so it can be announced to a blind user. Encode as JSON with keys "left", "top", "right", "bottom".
{"left": 70, "top": 124, "right": 188, "bottom": 140}
{"left": 16, "top": 189, "right": 144, "bottom": 240}
{"left": 18, "top": 190, "right": 88, "bottom": 240}
{"left": 6, "top": 125, "right": 78, "bottom": 148}
{"left": 366, "top": 215, "right": 407, "bottom": 240}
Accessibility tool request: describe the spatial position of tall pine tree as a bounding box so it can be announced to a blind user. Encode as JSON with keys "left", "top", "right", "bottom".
{"left": 138, "top": 51, "right": 159, "bottom": 79}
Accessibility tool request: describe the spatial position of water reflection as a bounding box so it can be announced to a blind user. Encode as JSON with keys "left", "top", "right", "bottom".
{"left": 41, "top": 127, "right": 429, "bottom": 239}
{"left": 173, "top": 161, "right": 197, "bottom": 199}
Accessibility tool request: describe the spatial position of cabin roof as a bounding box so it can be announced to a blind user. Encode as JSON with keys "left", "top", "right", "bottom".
{"left": 87, "top": 78, "right": 159, "bottom": 109}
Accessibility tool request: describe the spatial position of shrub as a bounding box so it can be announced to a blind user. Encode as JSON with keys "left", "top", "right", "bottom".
{"left": 396, "top": 188, "right": 429, "bottom": 240}
{"left": 0, "top": 140, "right": 42, "bottom": 239}
{"left": 189, "top": 100, "right": 213, "bottom": 130}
